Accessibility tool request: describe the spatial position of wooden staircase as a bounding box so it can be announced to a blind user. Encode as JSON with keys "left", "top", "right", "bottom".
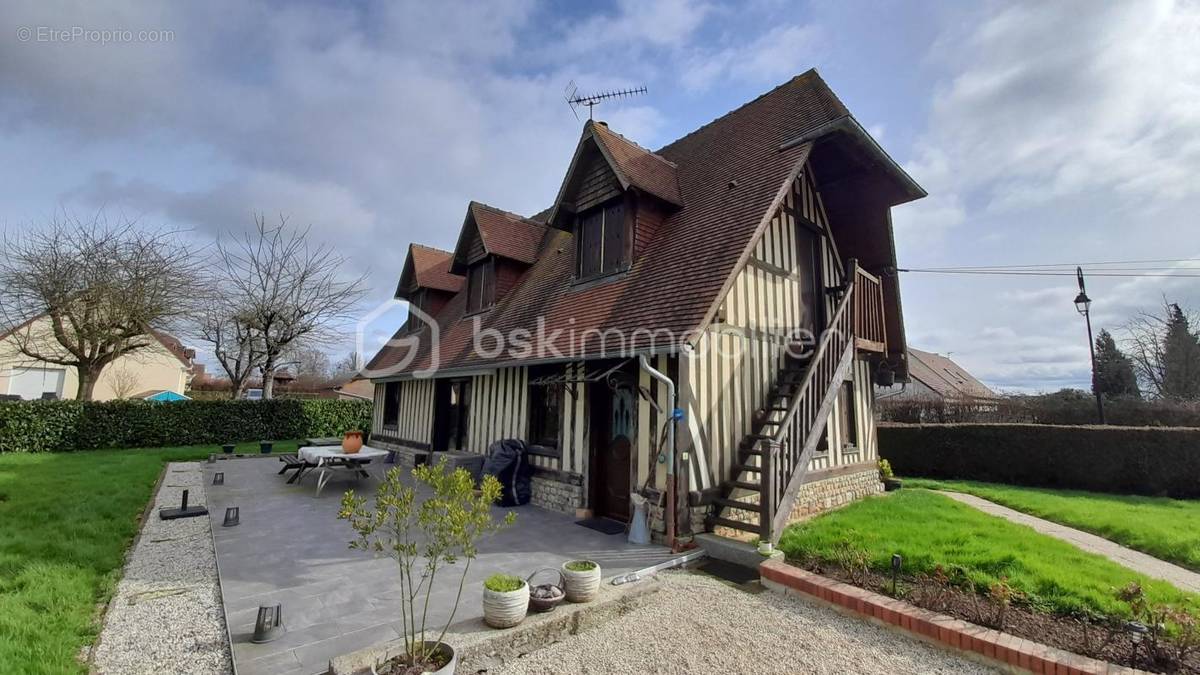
{"left": 706, "top": 260, "right": 865, "bottom": 543}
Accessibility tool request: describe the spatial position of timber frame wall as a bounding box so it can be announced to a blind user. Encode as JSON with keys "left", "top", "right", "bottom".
{"left": 681, "top": 164, "right": 879, "bottom": 494}
{"left": 371, "top": 353, "right": 676, "bottom": 503}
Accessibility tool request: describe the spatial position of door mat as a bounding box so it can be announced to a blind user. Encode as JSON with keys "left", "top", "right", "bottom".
{"left": 696, "top": 558, "right": 760, "bottom": 585}
{"left": 575, "top": 517, "right": 626, "bottom": 535}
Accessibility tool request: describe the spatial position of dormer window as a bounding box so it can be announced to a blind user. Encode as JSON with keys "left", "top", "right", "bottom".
{"left": 576, "top": 198, "right": 629, "bottom": 280}
{"left": 466, "top": 257, "right": 495, "bottom": 314}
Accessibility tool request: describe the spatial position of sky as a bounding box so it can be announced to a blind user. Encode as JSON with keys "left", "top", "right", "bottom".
{"left": 1, "top": 0, "right": 1198, "bottom": 392}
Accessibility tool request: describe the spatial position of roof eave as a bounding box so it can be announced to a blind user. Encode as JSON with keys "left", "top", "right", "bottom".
{"left": 779, "top": 115, "right": 926, "bottom": 205}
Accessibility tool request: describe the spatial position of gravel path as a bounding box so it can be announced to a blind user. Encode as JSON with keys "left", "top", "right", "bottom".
{"left": 92, "top": 462, "right": 232, "bottom": 675}
{"left": 938, "top": 490, "right": 1200, "bottom": 594}
{"left": 496, "top": 572, "right": 998, "bottom": 675}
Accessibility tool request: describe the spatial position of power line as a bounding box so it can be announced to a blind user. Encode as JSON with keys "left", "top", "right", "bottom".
{"left": 898, "top": 268, "right": 1200, "bottom": 278}
{"left": 909, "top": 257, "right": 1200, "bottom": 271}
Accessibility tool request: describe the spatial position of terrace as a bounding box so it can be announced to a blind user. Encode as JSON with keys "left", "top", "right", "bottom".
{"left": 203, "top": 456, "right": 680, "bottom": 675}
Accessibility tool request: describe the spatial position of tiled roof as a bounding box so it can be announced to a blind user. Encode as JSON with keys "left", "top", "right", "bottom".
{"left": 367, "top": 70, "right": 890, "bottom": 376}
{"left": 468, "top": 202, "right": 548, "bottom": 265}
{"left": 907, "top": 349, "right": 997, "bottom": 400}
{"left": 408, "top": 244, "right": 463, "bottom": 293}
{"left": 590, "top": 121, "right": 682, "bottom": 207}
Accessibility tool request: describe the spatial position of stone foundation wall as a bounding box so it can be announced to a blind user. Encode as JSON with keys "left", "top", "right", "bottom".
{"left": 530, "top": 474, "right": 584, "bottom": 514}
{"left": 712, "top": 465, "right": 884, "bottom": 537}
{"left": 785, "top": 466, "right": 883, "bottom": 523}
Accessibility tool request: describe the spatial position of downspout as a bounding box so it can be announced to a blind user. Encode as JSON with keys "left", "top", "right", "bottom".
{"left": 638, "top": 354, "right": 677, "bottom": 549}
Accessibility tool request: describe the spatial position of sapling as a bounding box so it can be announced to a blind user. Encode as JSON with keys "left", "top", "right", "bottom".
{"left": 339, "top": 461, "right": 514, "bottom": 672}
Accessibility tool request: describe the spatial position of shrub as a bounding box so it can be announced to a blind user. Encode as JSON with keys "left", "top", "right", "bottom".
{"left": 879, "top": 423, "right": 1200, "bottom": 498}
{"left": 877, "top": 394, "right": 1200, "bottom": 427}
{"left": 565, "top": 560, "right": 597, "bottom": 572}
{"left": 0, "top": 398, "right": 372, "bottom": 452}
{"left": 484, "top": 574, "right": 524, "bottom": 593}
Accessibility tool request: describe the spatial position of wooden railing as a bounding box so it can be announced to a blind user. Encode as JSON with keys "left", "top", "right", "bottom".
{"left": 851, "top": 262, "right": 887, "bottom": 353}
{"left": 760, "top": 263, "right": 858, "bottom": 543}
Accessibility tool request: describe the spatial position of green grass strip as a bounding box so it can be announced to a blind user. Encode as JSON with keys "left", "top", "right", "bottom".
{"left": 778, "top": 489, "right": 1197, "bottom": 618}
{"left": 907, "top": 478, "right": 1200, "bottom": 572}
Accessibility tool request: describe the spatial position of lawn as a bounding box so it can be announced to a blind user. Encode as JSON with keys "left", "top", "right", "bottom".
{"left": 907, "top": 478, "right": 1200, "bottom": 571}
{"left": 0, "top": 441, "right": 299, "bottom": 675}
{"left": 777, "top": 489, "right": 1196, "bottom": 619}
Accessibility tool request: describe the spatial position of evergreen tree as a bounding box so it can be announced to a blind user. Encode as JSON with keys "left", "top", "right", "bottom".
{"left": 1093, "top": 329, "right": 1141, "bottom": 399}
{"left": 1161, "top": 304, "right": 1200, "bottom": 400}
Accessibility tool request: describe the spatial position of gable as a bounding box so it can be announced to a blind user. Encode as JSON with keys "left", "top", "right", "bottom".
{"left": 565, "top": 143, "right": 623, "bottom": 214}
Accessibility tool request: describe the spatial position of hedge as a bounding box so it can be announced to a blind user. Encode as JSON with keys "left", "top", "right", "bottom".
{"left": 879, "top": 423, "right": 1200, "bottom": 498}
{"left": 0, "top": 399, "right": 373, "bottom": 453}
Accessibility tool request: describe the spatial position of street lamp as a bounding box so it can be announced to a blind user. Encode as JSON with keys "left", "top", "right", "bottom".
{"left": 1075, "top": 266, "right": 1106, "bottom": 424}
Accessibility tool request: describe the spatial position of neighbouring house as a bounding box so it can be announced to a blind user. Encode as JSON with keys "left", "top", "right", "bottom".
{"left": 0, "top": 316, "right": 195, "bottom": 401}
{"left": 876, "top": 348, "right": 997, "bottom": 402}
{"left": 329, "top": 376, "right": 374, "bottom": 401}
{"left": 365, "top": 70, "right": 924, "bottom": 545}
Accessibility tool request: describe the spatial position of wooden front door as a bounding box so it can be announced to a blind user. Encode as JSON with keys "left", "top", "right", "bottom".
{"left": 589, "top": 376, "right": 636, "bottom": 522}
{"left": 433, "top": 379, "right": 470, "bottom": 453}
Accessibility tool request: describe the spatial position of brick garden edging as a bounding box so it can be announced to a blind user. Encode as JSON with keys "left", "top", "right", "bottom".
{"left": 759, "top": 559, "right": 1142, "bottom": 675}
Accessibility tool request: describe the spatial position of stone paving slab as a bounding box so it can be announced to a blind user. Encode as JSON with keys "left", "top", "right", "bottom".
{"left": 205, "top": 457, "right": 680, "bottom": 675}
{"left": 937, "top": 490, "right": 1200, "bottom": 594}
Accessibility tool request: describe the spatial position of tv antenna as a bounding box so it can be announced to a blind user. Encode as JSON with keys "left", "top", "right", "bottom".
{"left": 564, "top": 81, "right": 647, "bottom": 120}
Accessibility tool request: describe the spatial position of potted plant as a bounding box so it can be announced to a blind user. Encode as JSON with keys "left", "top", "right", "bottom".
{"left": 340, "top": 460, "right": 515, "bottom": 674}
{"left": 481, "top": 573, "right": 529, "bottom": 628}
{"left": 561, "top": 560, "right": 601, "bottom": 602}
{"left": 879, "top": 459, "right": 902, "bottom": 491}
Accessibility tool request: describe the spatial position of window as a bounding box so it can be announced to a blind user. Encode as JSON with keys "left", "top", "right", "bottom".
{"left": 383, "top": 381, "right": 401, "bottom": 428}
{"left": 466, "top": 257, "right": 495, "bottom": 314}
{"left": 839, "top": 380, "right": 858, "bottom": 448}
{"left": 575, "top": 199, "right": 628, "bottom": 280}
{"left": 527, "top": 367, "right": 562, "bottom": 448}
{"left": 403, "top": 289, "right": 427, "bottom": 332}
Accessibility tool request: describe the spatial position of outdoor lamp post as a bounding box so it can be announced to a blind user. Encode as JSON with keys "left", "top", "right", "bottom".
{"left": 1074, "top": 266, "right": 1106, "bottom": 425}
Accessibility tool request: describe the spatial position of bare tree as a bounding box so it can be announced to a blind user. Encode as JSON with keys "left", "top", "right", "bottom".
{"left": 108, "top": 363, "right": 142, "bottom": 400}
{"left": 1123, "top": 300, "right": 1200, "bottom": 399}
{"left": 195, "top": 296, "right": 263, "bottom": 399}
{"left": 0, "top": 214, "right": 201, "bottom": 400}
{"left": 215, "top": 215, "right": 366, "bottom": 399}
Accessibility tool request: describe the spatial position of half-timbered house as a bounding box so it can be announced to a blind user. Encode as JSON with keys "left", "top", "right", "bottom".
{"left": 365, "top": 70, "right": 924, "bottom": 545}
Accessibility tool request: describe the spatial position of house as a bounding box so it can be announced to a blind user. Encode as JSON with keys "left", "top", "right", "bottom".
{"left": 365, "top": 70, "right": 924, "bottom": 546}
{"left": 876, "top": 348, "right": 997, "bottom": 402}
{"left": 0, "top": 316, "right": 195, "bottom": 401}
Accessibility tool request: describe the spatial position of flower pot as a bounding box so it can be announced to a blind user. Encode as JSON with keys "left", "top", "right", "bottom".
{"left": 370, "top": 641, "right": 457, "bottom": 675}
{"left": 482, "top": 579, "right": 529, "bottom": 628}
{"left": 222, "top": 443, "right": 235, "bottom": 454}
{"left": 884, "top": 478, "right": 903, "bottom": 492}
{"left": 561, "top": 560, "right": 601, "bottom": 603}
{"left": 342, "top": 430, "right": 364, "bottom": 454}
{"left": 259, "top": 441, "right": 272, "bottom": 454}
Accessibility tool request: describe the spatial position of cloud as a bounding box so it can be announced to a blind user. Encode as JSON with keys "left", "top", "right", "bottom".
{"left": 681, "top": 23, "right": 820, "bottom": 92}
{"left": 911, "top": 0, "right": 1200, "bottom": 217}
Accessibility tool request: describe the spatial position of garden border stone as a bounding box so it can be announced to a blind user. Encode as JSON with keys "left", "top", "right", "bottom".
{"left": 759, "top": 559, "right": 1144, "bottom": 675}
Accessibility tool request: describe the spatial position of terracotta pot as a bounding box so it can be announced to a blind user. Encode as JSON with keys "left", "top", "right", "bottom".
{"left": 561, "top": 560, "right": 601, "bottom": 602}
{"left": 342, "top": 430, "right": 363, "bottom": 454}
{"left": 482, "top": 579, "right": 529, "bottom": 628}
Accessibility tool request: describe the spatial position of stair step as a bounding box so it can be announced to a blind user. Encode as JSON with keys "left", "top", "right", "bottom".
{"left": 768, "top": 406, "right": 789, "bottom": 412}
{"left": 739, "top": 443, "right": 765, "bottom": 454}
{"left": 709, "top": 516, "right": 763, "bottom": 536}
{"left": 715, "top": 497, "right": 763, "bottom": 513}
{"left": 731, "top": 463, "right": 761, "bottom": 473}
{"left": 723, "top": 480, "right": 762, "bottom": 491}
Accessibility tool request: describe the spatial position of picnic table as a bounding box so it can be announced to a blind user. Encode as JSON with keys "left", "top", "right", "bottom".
{"left": 294, "top": 445, "right": 390, "bottom": 496}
